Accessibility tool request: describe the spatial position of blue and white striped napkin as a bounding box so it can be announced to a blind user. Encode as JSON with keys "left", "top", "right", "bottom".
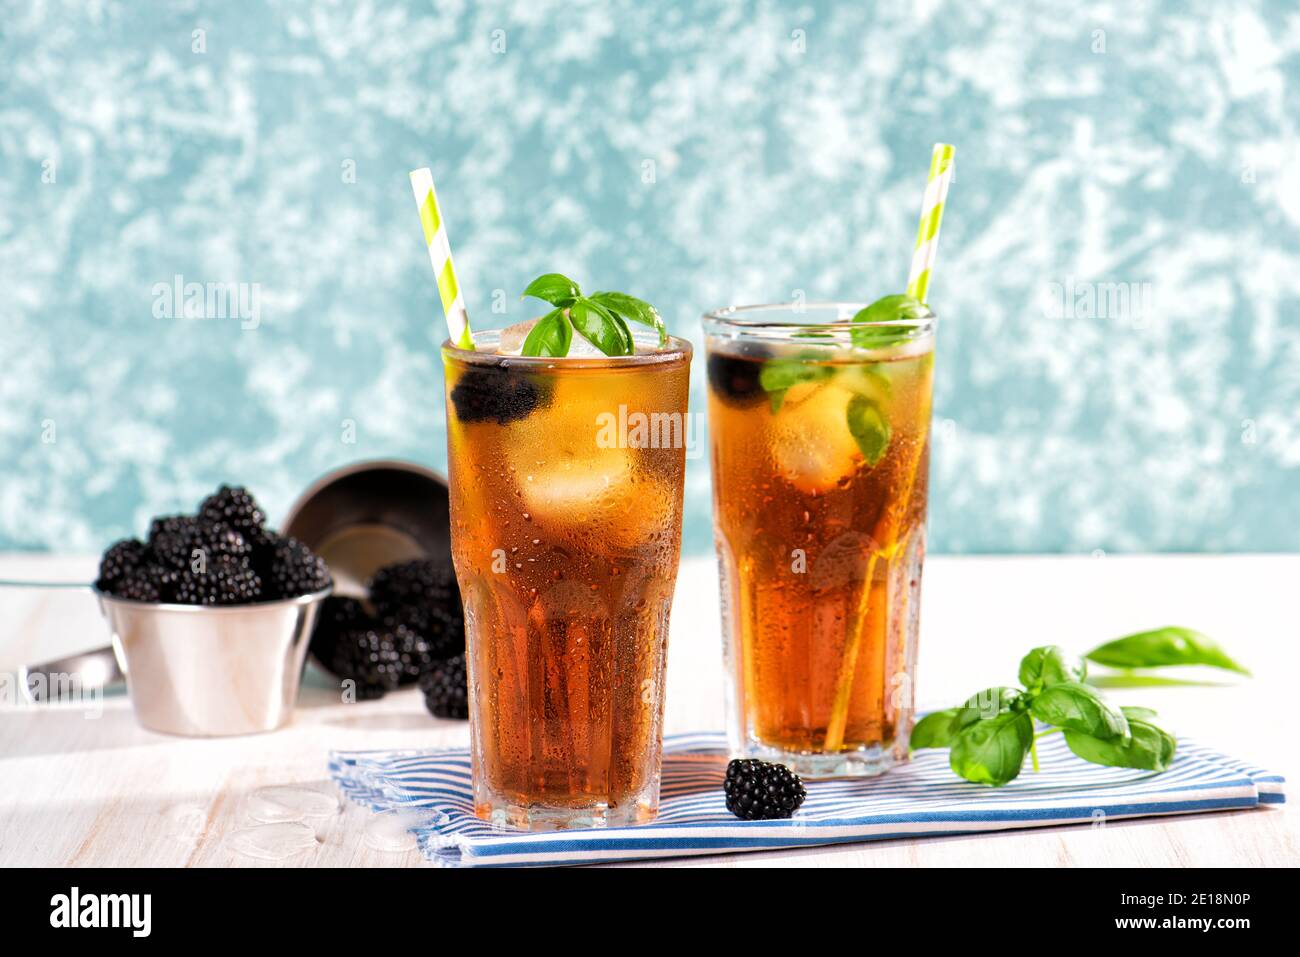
{"left": 330, "top": 731, "right": 1284, "bottom": 868}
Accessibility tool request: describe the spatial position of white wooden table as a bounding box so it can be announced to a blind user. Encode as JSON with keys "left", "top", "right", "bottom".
{"left": 0, "top": 553, "right": 1295, "bottom": 867}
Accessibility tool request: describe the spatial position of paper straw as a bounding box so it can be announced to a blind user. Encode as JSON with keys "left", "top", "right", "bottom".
{"left": 409, "top": 168, "right": 473, "bottom": 349}
{"left": 904, "top": 143, "right": 956, "bottom": 303}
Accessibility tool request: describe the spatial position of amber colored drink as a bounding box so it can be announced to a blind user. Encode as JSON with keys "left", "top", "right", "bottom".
{"left": 704, "top": 303, "right": 935, "bottom": 777}
{"left": 442, "top": 330, "right": 692, "bottom": 829}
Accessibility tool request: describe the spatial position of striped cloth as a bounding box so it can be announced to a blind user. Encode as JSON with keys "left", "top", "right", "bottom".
{"left": 330, "top": 731, "right": 1284, "bottom": 868}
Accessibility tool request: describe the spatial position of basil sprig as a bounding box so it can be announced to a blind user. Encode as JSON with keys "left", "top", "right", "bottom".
{"left": 519, "top": 272, "right": 666, "bottom": 357}
{"left": 913, "top": 643, "right": 1181, "bottom": 786}
{"left": 914, "top": 625, "right": 1246, "bottom": 785}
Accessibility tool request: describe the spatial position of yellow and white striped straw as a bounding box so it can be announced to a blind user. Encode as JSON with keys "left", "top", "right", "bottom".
{"left": 409, "top": 168, "right": 473, "bottom": 349}
{"left": 905, "top": 143, "right": 956, "bottom": 304}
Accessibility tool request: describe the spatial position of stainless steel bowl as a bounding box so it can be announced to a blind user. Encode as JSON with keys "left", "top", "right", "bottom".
{"left": 99, "top": 587, "right": 330, "bottom": 737}
{"left": 281, "top": 459, "right": 450, "bottom": 599}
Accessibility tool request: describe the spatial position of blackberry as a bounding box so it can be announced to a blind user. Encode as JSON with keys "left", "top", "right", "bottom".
{"left": 149, "top": 564, "right": 184, "bottom": 602}
{"left": 419, "top": 655, "right": 468, "bottom": 719}
{"left": 261, "top": 536, "right": 331, "bottom": 598}
{"left": 310, "top": 596, "right": 371, "bottom": 668}
{"left": 707, "top": 352, "right": 765, "bottom": 405}
{"left": 113, "top": 566, "right": 163, "bottom": 603}
{"left": 148, "top": 515, "right": 202, "bottom": 569}
{"left": 370, "top": 559, "right": 464, "bottom": 659}
{"left": 723, "top": 759, "right": 806, "bottom": 820}
{"left": 198, "top": 485, "right": 267, "bottom": 539}
{"left": 149, "top": 516, "right": 251, "bottom": 571}
{"left": 106, "top": 563, "right": 182, "bottom": 602}
{"left": 370, "top": 558, "right": 456, "bottom": 612}
{"left": 389, "top": 623, "right": 435, "bottom": 685}
{"left": 96, "top": 538, "right": 147, "bottom": 589}
{"left": 328, "top": 626, "right": 404, "bottom": 700}
{"left": 449, "top": 366, "right": 544, "bottom": 424}
{"left": 173, "top": 555, "right": 263, "bottom": 606}
{"left": 384, "top": 606, "right": 464, "bottom": 660}
{"left": 311, "top": 597, "right": 431, "bottom": 688}
{"left": 201, "top": 523, "right": 253, "bottom": 560}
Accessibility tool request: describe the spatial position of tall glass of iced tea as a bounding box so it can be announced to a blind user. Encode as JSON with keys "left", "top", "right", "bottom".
{"left": 704, "top": 302, "right": 935, "bottom": 777}
{"left": 443, "top": 328, "right": 692, "bottom": 829}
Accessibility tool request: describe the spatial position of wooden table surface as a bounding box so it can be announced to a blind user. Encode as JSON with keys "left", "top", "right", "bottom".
{"left": 0, "top": 552, "right": 1295, "bottom": 867}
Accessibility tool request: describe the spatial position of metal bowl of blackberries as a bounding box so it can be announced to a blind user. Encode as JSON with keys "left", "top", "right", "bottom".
{"left": 93, "top": 485, "right": 333, "bottom": 737}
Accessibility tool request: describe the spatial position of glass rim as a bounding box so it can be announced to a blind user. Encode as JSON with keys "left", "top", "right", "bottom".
{"left": 701, "top": 300, "right": 936, "bottom": 339}
{"left": 442, "top": 329, "right": 692, "bottom": 368}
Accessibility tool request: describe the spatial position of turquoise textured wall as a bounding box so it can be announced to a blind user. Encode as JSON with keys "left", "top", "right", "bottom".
{"left": 1, "top": 1, "right": 1298, "bottom": 555}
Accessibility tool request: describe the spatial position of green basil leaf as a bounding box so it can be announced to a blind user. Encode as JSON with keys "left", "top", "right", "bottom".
{"left": 1029, "top": 681, "right": 1129, "bottom": 739}
{"left": 758, "top": 359, "right": 834, "bottom": 394}
{"left": 910, "top": 708, "right": 961, "bottom": 749}
{"left": 1085, "top": 627, "right": 1249, "bottom": 676}
{"left": 846, "top": 395, "right": 891, "bottom": 465}
{"left": 589, "top": 291, "right": 666, "bottom": 344}
{"left": 850, "top": 294, "right": 929, "bottom": 350}
{"left": 852, "top": 294, "right": 931, "bottom": 324}
{"left": 521, "top": 273, "right": 581, "bottom": 306}
{"left": 520, "top": 308, "right": 572, "bottom": 357}
{"left": 1018, "top": 645, "right": 1087, "bottom": 691}
{"left": 567, "top": 298, "right": 634, "bottom": 357}
{"left": 953, "top": 687, "right": 1025, "bottom": 731}
{"left": 1064, "top": 719, "right": 1177, "bottom": 772}
{"left": 949, "top": 711, "right": 1033, "bottom": 786}
{"left": 1120, "top": 706, "right": 1160, "bottom": 723}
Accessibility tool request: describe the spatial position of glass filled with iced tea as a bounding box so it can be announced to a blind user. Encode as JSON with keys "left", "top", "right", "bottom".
{"left": 443, "top": 319, "right": 692, "bottom": 829}
{"left": 704, "top": 302, "right": 935, "bottom": 777}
